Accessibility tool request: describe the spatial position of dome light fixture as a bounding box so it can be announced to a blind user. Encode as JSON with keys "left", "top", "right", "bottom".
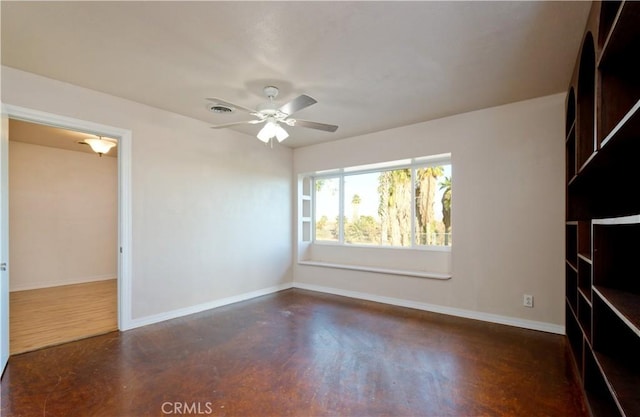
{"left": 81, "top": 136, "right": 117, "bottom": 156}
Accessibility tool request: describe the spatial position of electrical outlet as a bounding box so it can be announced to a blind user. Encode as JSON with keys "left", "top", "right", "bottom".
{"left": 523, "top": 294, "right": 534, "bottom": 308}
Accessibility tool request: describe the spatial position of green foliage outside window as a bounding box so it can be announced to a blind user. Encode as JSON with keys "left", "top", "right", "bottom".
{"left": 314, "top": 162, "right": 451, "bottom": 247}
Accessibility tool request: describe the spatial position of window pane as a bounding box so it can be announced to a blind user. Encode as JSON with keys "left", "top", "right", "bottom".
{"left": 309, "top": 157, "right": 452, "bottom": 249}
{"left": 343, "top": 172, "right": 381, "bottom": 245}
{"left": 378, "top": 169, "right": 413, "bottom": 246}
{"left": 415, "top": 165, "right": 452, "bottom": 246}
{"left": 314, "top": 177, "right": 340, "bottom": 242}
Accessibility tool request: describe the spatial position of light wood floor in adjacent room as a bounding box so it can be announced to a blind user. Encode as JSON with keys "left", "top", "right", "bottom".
{"left": 9, "top": 279, "right": 117, "bottom": 355}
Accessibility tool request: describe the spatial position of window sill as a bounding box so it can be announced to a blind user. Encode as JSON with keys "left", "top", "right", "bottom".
{"left": 297, "top": 260, "right": 452, "bottom": 280}
{"left": 312, "top": 241, "right": 452, "bottom": 252}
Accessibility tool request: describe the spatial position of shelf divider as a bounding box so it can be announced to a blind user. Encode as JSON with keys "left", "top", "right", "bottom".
{"left": 593, "top": 286, "right": 640, "bottom": 337}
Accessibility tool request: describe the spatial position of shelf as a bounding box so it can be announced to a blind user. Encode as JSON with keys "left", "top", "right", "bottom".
{"left": 302, "top": 198, "right": 311, "bottom": 218}
{"left": 566, "top": 296, "right": 578, "bottom": 324}
{"left": 594, "top": 352, "right": 640, "bottom": 417}
{"left": 301, "top": 225, "right": 311, "bottom": 242}
{"left": 586, "top": 394, "right": 623, "bottom": 417}
{"left": 566, "top": 262, "right": 578, "bottom": 313}
{"left": 597, "top": 1, "right": 622, "bottom": 51}
{"left": 592, "top": 214, "right": 640, "bottom": 225}
{"left": 301, "top": 175, "right": 312, "bottom": 196}
{"left": 299, "top": 175, "right": 313, "bottom": 243}
{"left": 578, "top": 221, "right": 591, "bottom": 259}
{"left": 585, "top": 348, "right": 622, "bottom": 417}
{"left": 566, "top": 302, "right": 583, "bottom": 377}
{"left": 600, "top": 99, "right": 640, "bottom": 149}
{"left": 578, "top": 292, "right": 592, "bottom": 342}
{"left": 566, "top": 223, "right": 578, "bottom": 268}
{"left": 578, "top": 287, "right": 592, "bottom": 307}
{"left": 598, "top": 1, "right": 640, "bottom": 67}
{"left": 566, "top": 127, "right": 576, "bottom": 185}
{"left": 578, "top": 256, "right": 592, "bottom": 302}
{"left": 592, "top": 221, "right": 640, "bottom": 293}
{"left": 566, "top": 87, "right": 576, "bottom": 137}
{"left": 594, "top": 286, "right": 640, "bottom": 337}
{"left": 577, "top": 150, "right": 598, "bottom": 176}
{"left": 566, "top": 121, "right": 576, "bottom": 143}
{"left": 577, "top": 33, "right": 597, "bottom": 170}
{"left": 577, "top": 253, "right": 592, "bottom": 264}
{"left": 598, "top": 2, "right": 640, "bottom": 145}
{"left": 570, "top": 102, "right": 640, "bottom": 221}
{"left": 592, "top": 295, "right": 640, "bottom": 414}
{"left": 566, "top": 4, "right": 639, "bottom": 415}
{"left": 566, "top": 119, "right": 576, "bottom": 143}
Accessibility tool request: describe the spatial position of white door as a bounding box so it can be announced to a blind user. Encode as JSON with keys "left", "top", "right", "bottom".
{"left": 0, "top": 109, "right": 10, "bottom": 374}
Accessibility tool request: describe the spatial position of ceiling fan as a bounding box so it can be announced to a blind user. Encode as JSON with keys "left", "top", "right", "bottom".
{"left": 207, "top": 86, "right": 338, "bottom": 144}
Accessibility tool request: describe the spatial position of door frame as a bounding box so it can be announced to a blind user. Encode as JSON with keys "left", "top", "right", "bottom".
{"left": 1, "top": 108, "right": 9, "bottom": 374}
{"left": 0, "top": 104, "right": 133, "bottom": 372}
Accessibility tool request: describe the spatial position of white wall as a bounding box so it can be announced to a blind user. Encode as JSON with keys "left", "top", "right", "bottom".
{"left": 2, "top": 66, "right": 293, "bottom": 320}
{"left": 1, "top": 66, "right": 565, "bottom": 331}
{"left": 9, "top": 141, "right": 117, "bottom": 291}
{"left": 294, "top": 93, "right": 565, "bottom": 327}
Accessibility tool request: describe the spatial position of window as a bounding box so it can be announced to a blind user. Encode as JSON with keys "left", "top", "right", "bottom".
{"left": 314, "top": 177, "right": 340, "bottom": 242}
{"left": 313, "top": 154, "right": 452, "bottom": 248}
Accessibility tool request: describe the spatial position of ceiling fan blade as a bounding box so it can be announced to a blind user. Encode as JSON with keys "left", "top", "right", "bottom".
{"left": 210, "top": 119, "right": 264, "bottom": 129}
{"left": 291, "top": 119, "right": 339, "bottom": 132}
{"left": 206, "top": 97, "right": 257, "bottom": 114}
{"left": 279, "top": 94, "right": 317, "bottom": 116}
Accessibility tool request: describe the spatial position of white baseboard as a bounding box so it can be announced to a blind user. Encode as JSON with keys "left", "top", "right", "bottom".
{"left": 10, "top": 274, "right": 116, "bottom": 292}
{"left": 121, "top": 280, "right": 564, "bottom": 335}
{"left": 293, "top": 282, "right": 565, "bottom": 335}
{"left": 123, "top": 282, "right": 294, "bottom": 331}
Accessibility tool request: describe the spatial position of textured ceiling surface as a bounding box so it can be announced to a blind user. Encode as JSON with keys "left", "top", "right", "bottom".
{"left": 1, "top": 1, "right": 591, "bottom": 148}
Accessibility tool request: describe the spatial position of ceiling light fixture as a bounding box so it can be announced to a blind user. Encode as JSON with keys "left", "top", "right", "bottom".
{"left": 82, "top": 136, "right": 117, "bottom": 156}
{"left": 209, "top": 85, "right": 337, "bottom": 147}
{"left": 256, "top": 117, "right": 289, "bottom": 143}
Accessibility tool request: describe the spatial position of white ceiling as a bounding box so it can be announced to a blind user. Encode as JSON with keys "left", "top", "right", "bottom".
{"left": 1, "top": 1, "right": 591, "bottom": 148}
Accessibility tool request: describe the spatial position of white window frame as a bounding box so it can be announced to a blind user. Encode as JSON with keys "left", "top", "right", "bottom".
{"left": 311, "top": 153, "right": 451, "bottom": 250}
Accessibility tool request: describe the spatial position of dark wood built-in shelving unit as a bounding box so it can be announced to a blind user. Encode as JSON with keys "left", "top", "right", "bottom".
{"left": 565, "top": 2, "right": 640, "bottom": 416}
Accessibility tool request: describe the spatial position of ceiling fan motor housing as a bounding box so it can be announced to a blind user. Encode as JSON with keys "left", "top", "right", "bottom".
{"left": 263, "top": 86, "right": 279, "bottom": 99}
{"left": 256, "top": 86, "right": 285, "bottom": 118}
{"left": 255, "top": 102, "right": 282, "bottom": 117}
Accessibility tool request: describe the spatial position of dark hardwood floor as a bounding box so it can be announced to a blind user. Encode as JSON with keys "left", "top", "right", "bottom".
{"left": 1, "top": 289, "right": 587, "bottom": 417}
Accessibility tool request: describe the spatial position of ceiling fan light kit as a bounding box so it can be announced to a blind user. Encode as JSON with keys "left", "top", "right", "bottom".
{"left": 257, "top": 118, "right": 289, "bottom": 143}
{"left": 207, "top": 85, "right": 338, "bottom": 145}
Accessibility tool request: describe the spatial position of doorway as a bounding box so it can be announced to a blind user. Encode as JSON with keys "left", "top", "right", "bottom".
{"left": 8, "top": 119, "right": 118, "bottom": 354}
{"left": 0, "top": 105, "right": 132, "bottom": 370}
